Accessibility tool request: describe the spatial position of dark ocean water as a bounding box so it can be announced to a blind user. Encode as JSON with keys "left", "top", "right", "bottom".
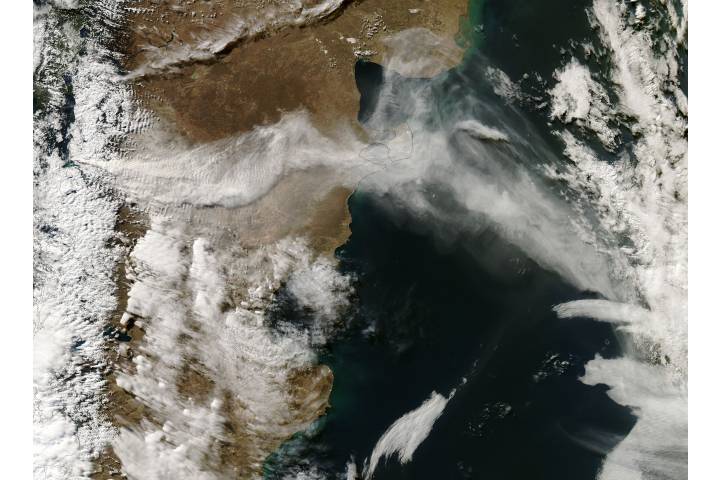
{"left": 265, "top": 189, "right": 634, "bottom": 479}
{"left": 265, "top": 1, "right": 637, "bottom": 478}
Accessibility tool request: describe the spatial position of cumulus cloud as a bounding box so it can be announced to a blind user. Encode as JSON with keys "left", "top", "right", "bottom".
{"left": 549, "top": 57, "right": 618, "bottom": 148}
{"left": 113, "top": 217, "right": 353, "bottom": 478}
{"left": 548, "top": 2, "right": 688, "bottom": 478}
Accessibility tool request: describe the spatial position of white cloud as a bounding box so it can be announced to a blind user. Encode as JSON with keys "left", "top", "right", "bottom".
{"left": 113, "top": 220, "right": 353, "bottom": 478}
{"left": 364, "top": 391, "right": 450, "bottom": 478}
{"left": 549, "top": 57, "right": 618, "bottom": 148}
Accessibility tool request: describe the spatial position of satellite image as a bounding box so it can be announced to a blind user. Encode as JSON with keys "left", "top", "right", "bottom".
{"left": 33, "top": 1, "right": 688, "bottom": 479}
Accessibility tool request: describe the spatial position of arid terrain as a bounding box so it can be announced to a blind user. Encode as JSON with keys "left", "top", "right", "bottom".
{"left": 100, "top": 1, "right": 469, "bottom": 477}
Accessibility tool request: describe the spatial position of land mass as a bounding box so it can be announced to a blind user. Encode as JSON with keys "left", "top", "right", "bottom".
{"left": 103, "top": 1, "right": 469, "bottom": 477}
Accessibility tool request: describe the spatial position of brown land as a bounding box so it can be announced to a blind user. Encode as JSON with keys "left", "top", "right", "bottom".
{"left": 96, "top": 201, "right": 341, "bottom": 478}
{"left": 102, "top": 0, "right": 468, "bottom": 477}
{"left": 92, "top": 205, "right": 149, "bottom": 479}
{"left": 121, "top": 0, "right": 468, "bottom": 258}
{"left": 125, "top": 0, "right": 467, "bottom": 142}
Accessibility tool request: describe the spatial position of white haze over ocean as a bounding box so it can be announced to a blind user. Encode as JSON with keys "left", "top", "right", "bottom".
{"left": 346, "top": 2, "right": 688, "bottom": 478}
{"left": 33, "top": 0, "right": 687, "bottom": 479}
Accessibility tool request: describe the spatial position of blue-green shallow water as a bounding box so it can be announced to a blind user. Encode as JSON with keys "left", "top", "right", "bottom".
{"left": 264, "top": 1, "right": 640, "bottom": 478}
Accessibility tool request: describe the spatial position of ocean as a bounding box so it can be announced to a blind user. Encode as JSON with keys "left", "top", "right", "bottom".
{"left": 265, "top": 183, "right": 635, "bottom": 478}
{"left": 263, "top": 1, "right": 663, "bottom": 478}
